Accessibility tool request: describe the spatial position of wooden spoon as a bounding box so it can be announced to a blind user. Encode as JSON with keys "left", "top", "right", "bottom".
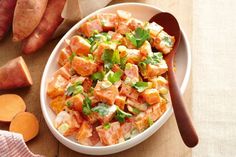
{"left": 149, "top": 12, "right": 198, "bottom": 147}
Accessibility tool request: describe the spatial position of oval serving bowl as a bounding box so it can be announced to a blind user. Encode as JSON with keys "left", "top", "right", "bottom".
{"left": 40, "top": 3, "right": 191, "bottom": 155}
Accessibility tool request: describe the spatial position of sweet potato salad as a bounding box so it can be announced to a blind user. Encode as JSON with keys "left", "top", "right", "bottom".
{"left": 47, "top": 10, "right": 175, "bottom": 146}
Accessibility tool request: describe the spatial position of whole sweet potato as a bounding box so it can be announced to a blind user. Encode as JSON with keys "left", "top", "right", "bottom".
{"left": 22, "top": 0, "right": 66, "bottom": 54}
{"left": 12, "top": 0, "right": 48, "bottom": 41}
{"left": 0, "top": 0, "right": 17, "bottom": 40}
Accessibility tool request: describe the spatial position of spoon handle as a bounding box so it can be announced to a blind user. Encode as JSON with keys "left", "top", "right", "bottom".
{"left": 167, "top": 66, "right": 198, "bottom": 147}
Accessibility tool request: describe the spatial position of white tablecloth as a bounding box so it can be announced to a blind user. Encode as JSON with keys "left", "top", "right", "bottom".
{"left": 192, "top": 0, "right": 236, "bottom": 156}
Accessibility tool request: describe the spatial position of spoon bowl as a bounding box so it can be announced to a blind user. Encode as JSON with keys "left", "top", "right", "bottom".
{"left": 150, "top": 12, "right": 199, "bottom": 147}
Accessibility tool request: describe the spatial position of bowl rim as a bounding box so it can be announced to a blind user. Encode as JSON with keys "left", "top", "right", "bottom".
{"left": 40, "top": 2, "right": 191, "bottom": 154}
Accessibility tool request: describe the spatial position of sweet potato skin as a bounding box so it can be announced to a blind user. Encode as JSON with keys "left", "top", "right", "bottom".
{"left": 12, "top": 0, "right": 48, "bottom": 41}
{"left": 22, "top": 0, "right": 66, "bottom": 54}
{"left": 0, "top": 0, "right": 17, "bottom": 40}
{"left": 0, "top": 56, "right": 33, "bottom": 90}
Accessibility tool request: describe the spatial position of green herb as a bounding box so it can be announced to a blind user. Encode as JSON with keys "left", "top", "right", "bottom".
{"left": 92, "top": 103, "right": 109, "bottom": 116}
{"left": 148, "top": 117, "right": 153, "bottom": 126}
{"left": 132, "top": 81, "right": 148, "bottom": 92}
{"left": 91, "top": 71, "right": 105, "bottom": 81}
{"left": 138, "top": 62, "right": 147, "bottom": 72}
{"left": 103, "top": 123, "right": 111, "bottom": 130}
{"left": 115, "top": 107, "right": 132, "bottom": 123}
{"left": 120, "top": 56, "right": 127, "bottom": 70}
{"left": 126, "top": 27, "right": 150, "bottom": 48}
{"left": 66, "top": 101, "right": 72, "bottom": 108}
{"left": 102, "top": 49, "right": 121, "bottom": 71}
{"left": 163, "top": 36, "right": 172, "bottom": 46}
{"left": 88, "top": 32, "right": 111, "bottom": 52}
{"left": 65, "top": 81, "right": 83, "bottom": 96}
{"left": 68, "top": 52, "right": 76, "bottom": 62}
{"left": 111, "top": 50, "right": 120, "bottom": 64}
{"left": 82, "top": 96, "right": 92, "bottom": 115}
{"left": 108, "top": 71, "right": 122, "bottom": 84}
{"left": 141, "top": 52, "right": 163, "bottom": 65}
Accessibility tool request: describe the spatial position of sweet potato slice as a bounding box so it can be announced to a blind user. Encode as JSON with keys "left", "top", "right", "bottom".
{"left": 9, "top": 112, "right": 39, "bottom": 142}
{"left": 0, "top": 94, "right": 26, "bottom": 122}
{"left": 0, "top": 56, "right": 33, "bottom": 90}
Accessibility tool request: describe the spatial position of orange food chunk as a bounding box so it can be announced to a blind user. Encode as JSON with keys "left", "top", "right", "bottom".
{"left": 94, "top": 81, "right": 119, "bottom": 105}
{"left": 71, "top": 56, "right": 97, "bottom": 76}
{"left": 114, "top": 95, "right": 126, "bottom": 110}
{"left": 70, "top": 36, "right": 91, "bottom": 56}
{"left": 49, "top": 96, "right": 66, "bottom": 114}
{"left": 79, "top": 19, "right": 103, "bottom": 37}
{"left": 141, "top": 89, "right": 161, "bottom": 105}
{"left": 76, "top": 121, "right": 93, "bottom": 146}
{"left": 47, "top": 75, "right": 68, "bottom": 98}
{"left": 66, "top": 94, "right": 84, "bottom": 112}
{"left": 96, "top": 122, "right": 124, "bottom": 145}
{"left": 98, "top": 13, "right": 117, "bottom": 31}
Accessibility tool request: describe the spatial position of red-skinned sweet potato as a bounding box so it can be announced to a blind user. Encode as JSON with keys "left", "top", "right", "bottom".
{"left": 0, "top": 0, "right": 17, "bottom": 40}
{"left": 22, "top": 0, "right": 66, "bottom": 54}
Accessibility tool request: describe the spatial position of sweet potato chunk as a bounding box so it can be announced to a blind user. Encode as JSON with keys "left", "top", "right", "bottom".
{"left": 47, "top": 75, "right": 68, "bottom": 98}
{"left": 141, "top": 89, "right": 161, "bottom": 105}
{"left": 71, "top": 56, "right": 97, "bottom": 76}
{"left": 96, "top": 122, "right": 124, "bottom": 145}
{"left": 94, "top": 81, "right": 119, "bottom": 105}
{"left": 70, "top": 36, "right": 91, "bottom": 56}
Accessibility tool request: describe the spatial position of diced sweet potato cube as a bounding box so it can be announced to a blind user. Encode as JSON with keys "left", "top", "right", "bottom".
{"left": 121, "top": 121, "right": 133, "bottom": 139}
{"left": 139, "top": 41, "right": 153, "bottom": 59}
{"left": 47, "top": 75, "right": 68, "bottom": 98}
{"left": 141, "top": 89, "right": 161, "bottom": 105}
{"left": 76, "top": 121, "right": 93, "bottom": 146}
{"left": 98, "top": 13, "right": 117, "bottom": 31}
{"left": 124, "top": 63, "right": 139, "bottom": 81}
{"left": 116, "top": 22, "right": 131, "bottom": 35}
{"left": 58, "top": 46, "right": 72, "bottom": 66}
{"left": 72, "top": 56, "right": 97, "bottom": 76}
{"left": 117, "top": 10, "right": 132, "bottom": 21}
{"left": 134, "top": 112, "right": 149, "bottom": 132}
{"left": 53, "top": 63, "right": 71, "bottom": 80}
{"left": 49, "top": 96, "right": 66, "bottom": 114}
{"left": 120, "top": 83, "right": 139, "bottom": 100}
{"left": 150, "top": 76, "right": 168, "bottom": 89}
{"left": 110, "top": 32, "right": 123, "bottom": 42}
{"left": 96, "top": 122, "right": 124, "bottom": 145}
{"left": 145, "top": 60, "right": 168, "bottom": 78}
{"left": 128, "top": 18, "right": 143, "bottom": 31}
{"left": 153, "top": 31, "right": 175, "bottom": 54}
{"left": 82, "top": 78, "right": 93, "bottom": 93}
{"left": 126, "top": 98, "right": 147, "bottom": 111}
{"left": 115, "top": 95, "right": 126, "bottom": 110}
{"left": 95, "top": 104, "right": 117, "bottom": 123}
{"left": 94, "top": 81, "right": 119, "bottom": 105}
{"left": 79, "top": 19, "right": 103, "bottom": 37}
{"left": 66, "top": 94, "right": 84, "bottom": 112}
{"left": 147, "top": 22, "right": 163, "bottom": 38}
{"left": 70, "top": 36, "right": 91, "bottom": 56}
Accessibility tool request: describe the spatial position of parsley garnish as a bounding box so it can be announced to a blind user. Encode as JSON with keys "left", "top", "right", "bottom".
{"left": 126, "top": 27, "right": 150, "bottom": 48}
{"left": 102, "top": 49, "right": 121, "bottom": 71}
{"left": 82, "top": 96, "right": 92, "bottom": 115}
{"left": 65, "top": 81, "right": 83, "bottom": 96}
{"left": 68, "top": 52, "right": 76, "bottom": 62}
{"left": 91, "top": 103, "right": 109, "bottom": 116}
{"left": 115, "top": 107, "right": 132, "bottom": 123}
{"left": 132, "top": 81, "right": 148, "bottom": 92}
{"left": 91, "top": 71, "right": 105, "bottom": 81}
{"left": 103, "top": 123, "right": 111, "bottom": 130}
{"left": 108, "top": 71, "right": 122, "bottom": 84}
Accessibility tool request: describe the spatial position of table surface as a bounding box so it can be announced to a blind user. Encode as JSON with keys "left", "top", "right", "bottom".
{"left": 3, "top": 0, "right": 235, "bottom": 156}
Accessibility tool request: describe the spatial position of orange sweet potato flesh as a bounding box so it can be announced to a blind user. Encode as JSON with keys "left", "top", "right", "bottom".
{"left": 12, "top": 0, "right": 48, "bottom": 41}
{"left": 9, "top": 112, "right": 39, "bottom": 142}
{"left": 0, "top": 94, "right": 26, "bottom": 122}
{"left": 0, "top": 56, "right": 33, "bottom": 90}
{"left": 22, "top": 0, "right": 66, "bottom": 54}
{"left": 0, "top": 0, "right": 17, "bottom": 40}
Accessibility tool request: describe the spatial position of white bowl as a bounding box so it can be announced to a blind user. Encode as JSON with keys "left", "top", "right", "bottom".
{"left": 40, "top": 3, "right": 191, "bottom": 155}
